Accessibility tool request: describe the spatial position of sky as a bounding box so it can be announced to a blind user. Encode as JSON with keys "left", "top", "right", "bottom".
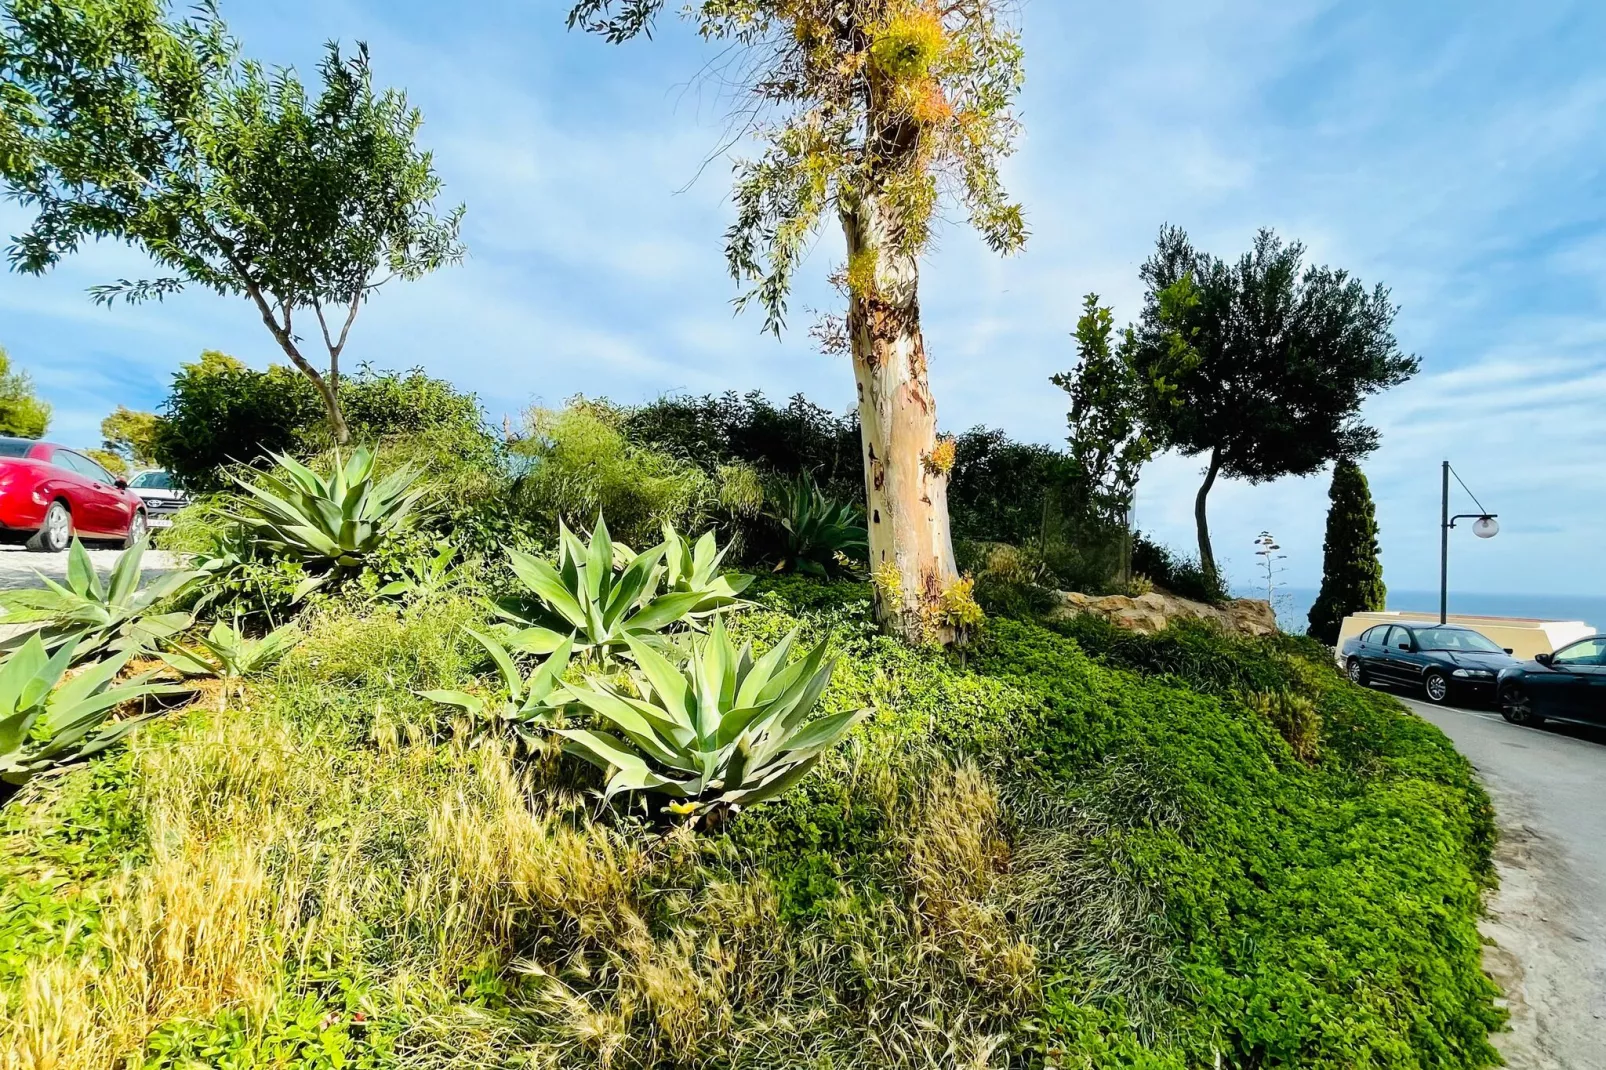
{"left": 2, "top": 0, "right": 1603, "bottom": 598}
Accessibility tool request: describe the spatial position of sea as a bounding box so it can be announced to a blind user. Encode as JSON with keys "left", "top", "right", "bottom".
{"left": 1237, "top": 587, "right": 1606, "bottom": 637}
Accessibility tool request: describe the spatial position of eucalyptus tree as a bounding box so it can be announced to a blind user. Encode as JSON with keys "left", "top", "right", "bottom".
{"left": 567, "top": 0, "right": 1028, "bottom": 642}
{"left": 0, "top": 0, "right": 465, "bottom": 443}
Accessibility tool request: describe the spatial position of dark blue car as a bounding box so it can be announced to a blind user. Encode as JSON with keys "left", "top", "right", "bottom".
{"left": 1496, "top": 636, "right": 1606, "bottom": 728}
{"left": 1340, "top": 622, "right": 1520, "bottom": 705}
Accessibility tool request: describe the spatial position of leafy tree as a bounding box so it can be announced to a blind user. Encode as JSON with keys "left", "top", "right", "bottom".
{"left": 83, "top": 447, "right": 128, "bottom": 477}
{"left": 100, "top": 406, "right": 162, "bottom": 467}
{"left": 1126, "top": 226, "right": 1418, "bottom": 582}
{"left": 152, "top": 358, "right": 487, "bottom": 492}
{"left": 1307, "top": 458, "right": 1386, "bottom": 645}
{"left": 567, "top": 0, "right": 1028, "bottom": 643}
{"left": 0, "top": 0, "right": 465, "bottom": 444}
{"left": 0, "top": 346, "right": 50, "bottom": 437}
{"left": 1052, "top": 294, "right": 1152, "bottom": 524}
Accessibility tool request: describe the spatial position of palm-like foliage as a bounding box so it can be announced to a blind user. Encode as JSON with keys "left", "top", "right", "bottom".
{"left": 0, "top": 538, "right": 197, "bottom": 662}
{"left": 662, "top": 523, "right": 753, "bottom": 619}
{"left": 159, "top": 619, "right": 300, "bottom": 710}
{"left": 419, "top": 630, "right": 574, "bottom": 736}
{"left": 0, "top": 636, "right": 186, "bottom": 788}
{"left": 560, "top": 619, "right": 868, "bottom": 820}
{"left": 492, "top": 517, "right": 708, "bottom": 659}
{"left": 230, "top": 448, "right": 428, "bottom": 600}
{"left": 767, "top": 473, "right": 867, "bottom": 577}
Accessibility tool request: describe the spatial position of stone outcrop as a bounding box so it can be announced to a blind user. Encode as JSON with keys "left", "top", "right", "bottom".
{"left": 1051, "top": 589, "right": 1279, "bottom": 638}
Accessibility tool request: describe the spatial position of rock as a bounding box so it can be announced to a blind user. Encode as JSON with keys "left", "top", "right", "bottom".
{"left": 1050, "top": 588, "right": 1279, "bottom": 638}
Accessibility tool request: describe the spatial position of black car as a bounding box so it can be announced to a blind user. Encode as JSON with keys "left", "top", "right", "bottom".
{"left": 1496, "top": 635, "right": 1606, "bottom": 728}
{"left": 1340, "top": 622, "right": 1520, "bottom": 705}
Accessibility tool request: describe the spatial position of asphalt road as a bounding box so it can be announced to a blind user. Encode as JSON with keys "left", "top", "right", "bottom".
{"left": 0, "top": 541, "right": 179, "bottom": 591}
{"left": 1397, "top": 692, "right": 1606, "bottom": 1069}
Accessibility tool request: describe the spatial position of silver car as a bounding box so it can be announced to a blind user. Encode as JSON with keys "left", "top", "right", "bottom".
{"left": 126, "top": 469, "right": 189, "bottom": 528}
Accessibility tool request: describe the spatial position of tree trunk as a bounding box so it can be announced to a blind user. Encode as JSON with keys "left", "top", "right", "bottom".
{"left": 1194, "top": 445, "right": 1222, "bottom": 580}
{"left": 841, "top": 196, "right": 959, "bottom": 644}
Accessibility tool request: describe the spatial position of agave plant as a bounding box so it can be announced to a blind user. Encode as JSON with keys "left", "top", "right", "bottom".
{"left": 0, "top": 538, "right": 197, "bottom": 662}
{"left": 560, "top": 618, "right": 868, "bottom": 820}
{"left": 0, "top": 635, "right": 187, "bottom": 788}
{"left": 661, "top": 523, "right": 753, "bottom": 619}
{"left": 377, "top": 539, "right": 462, "bottom": 601}
{"left": 418, "top": 630, "right": 574, "bottom": 736}
{"left": 767, "top": 473, "right": 867, "bottom": 577}
{"left": 492, "top": 517, "right": 707, "bottom": 659}
{"left": 159, "top": 619, "right": 300, "bottom": 711}
{"left": 230, "top": 448, "right": 429, "bottom": 600}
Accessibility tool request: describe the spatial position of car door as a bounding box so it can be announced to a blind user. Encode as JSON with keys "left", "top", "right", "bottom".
{"left": 1353, "top": 626, "right": 1388, "bottom": 679}
{"left": 1546, "top": 638, "right": 1606, "bottom": 723}
{"left": 1379, "top": 626, "right": 1416, "bottom": 685}
{"left": 53, "top": 450, "right": 124, "bottom": 536}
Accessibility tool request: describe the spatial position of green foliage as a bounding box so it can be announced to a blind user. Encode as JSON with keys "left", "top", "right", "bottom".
{"left": 142, "top": 992, "right": 393, "bottom": 1069}
{"left": 1126, "top": 226, "right": 1419, "bottom": 576}
{"left": 1052, "top": 293, "right": 1153, "bottom": 523}
{"left": 1131, "top": 534, "right": 1230, "bottom": 605}
{"left": 0, "top": 346, "right": 50, "bottom": 438}
{"left": 492, "top": 517, "right": 721, "bottom": 659}
{"left": 0, "top": 636, "right": 183, "bottom": 787}
{"left": 1308, "top": 458, "right": 1386, "bottom": 644}
{"left": 229, "top": 447, "right": 428, "bottom": 600}
{"left": 662, "top": 523, "right": 755, "bottom": 616}
{"left": 154, "top": 361, "right": 490, "bottom": 493}
{"left": 0, "top": 538, "right": 197, "bottom": 662}
{"left": 766, "top": 471, "right": 867, "bottom": 577}
{"left": 562, "top": 618, "right": 868, "bottom": 818}
{"left": 419, "top": 630, "right": 573, "bottom": 736}
{"left": 0, "top": 1, "right": 465, "bottom": 439}
{"left": 81, "top": 447, "right": 127, "bottom": 478}
{"left": 158, "top": 619, "right": 300, "bottom": 683}
{"left": 99, "top": 405, "right": 162, "bottom": 467}
{"left": 513, "top": 399, "right": 719, "bottom": 550}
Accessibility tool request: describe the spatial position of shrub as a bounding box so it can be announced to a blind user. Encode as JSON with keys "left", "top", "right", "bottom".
{"left": 154, "top": 359, "right": 492, "bottom": 492}
{"left": 1131, "top": 533, "right": 1230, "bottom": 604}
{"left": 513, "top": 399, "right": 718, "bottom": 549}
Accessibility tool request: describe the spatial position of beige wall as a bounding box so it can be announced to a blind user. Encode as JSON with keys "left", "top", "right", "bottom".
{"left": 1335, "top": 611, "right": 1596, "bottom": 662}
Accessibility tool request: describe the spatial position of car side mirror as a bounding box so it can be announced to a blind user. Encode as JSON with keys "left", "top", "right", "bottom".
{"left": 1535, "top": 652, "right": 1552, "bottom": 666}
{"left": 1503, "top": 648, "right": 1513, "bottom": 655}
{"left": 114, "top": 478, "right": 128, "bottom": 489}
{"left": 1397, "top": 642, "right": 1411, "bottom": 651}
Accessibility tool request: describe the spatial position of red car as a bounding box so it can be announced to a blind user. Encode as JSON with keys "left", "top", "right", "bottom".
{"left": 0, "top": 437, "right": 148, "bottom": 552}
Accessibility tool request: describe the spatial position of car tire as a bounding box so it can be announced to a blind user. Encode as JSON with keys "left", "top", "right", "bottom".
{"left": 1500, "top": 682, "right": 1545, "bottom": 727}
{"left": 1346, "top": 657, "right": 1369, "bottom": 687}
{"left": 124, "top": 510, "right": 148, "bottom": 549}
{"left": 1422, "top": 670, "right": 1451, "bottom": 705}
{"left": 25, "top": 500, "right": 71, "bottom": 553}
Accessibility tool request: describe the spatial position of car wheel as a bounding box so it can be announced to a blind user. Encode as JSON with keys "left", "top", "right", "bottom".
{"left": 25, "top": 500, "right": 71, "bottom": 553}
{"left": 1346, "top": 657, "right": 1369, "bottom": 686}
{"left": 124, "top": 510, "right": 148, "bottom": 549}
{"left": 1422, "top": 670, "right": 1451, "bottom": 705}
{"left": 1500, "top": 682, "right": 1545, "bottom": 727}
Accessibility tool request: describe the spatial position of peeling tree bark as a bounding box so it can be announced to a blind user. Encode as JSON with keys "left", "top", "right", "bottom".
{"left": 841, "top": 195, "right": 958, "bottom": 644}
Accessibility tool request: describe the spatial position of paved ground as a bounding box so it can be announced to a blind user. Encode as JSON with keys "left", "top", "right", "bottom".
{"left": 1396, "top": 692, "right": 1606, "bottom": 1070}
{"left": 0, "top": 542, "right": 179, "bottom": 592}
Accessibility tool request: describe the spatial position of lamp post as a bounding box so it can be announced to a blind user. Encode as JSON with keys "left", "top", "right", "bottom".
{"left": 1439, "top": 460, "right": 1499, "bottom": 625}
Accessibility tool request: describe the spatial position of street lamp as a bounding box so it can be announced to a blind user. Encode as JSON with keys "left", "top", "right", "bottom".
{"left": 1440, "top": 460, "right": 1498, "bottom": 625}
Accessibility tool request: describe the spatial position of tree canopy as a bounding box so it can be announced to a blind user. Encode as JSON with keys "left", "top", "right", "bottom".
{"left": 1053, "top": 294, "right": 1152, "bottom": 525}
{"left": 0, "top": 346, "right": 50, "bottom": 438}
{"left": 0, "top": 0, "right": 465, "bottom": 442}
{"left": 100, "top": 406, "right": 162, "bottom": 467}
{"left": 1127, "top": 225, "right": 1418, "bottom": 579}
{"left": 1308, "top": 458, "right": 1387, "bottom": 645}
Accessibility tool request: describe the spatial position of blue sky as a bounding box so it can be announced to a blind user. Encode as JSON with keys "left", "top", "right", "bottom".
{"left": 2, "top": 0, "right": 1603, "bottom": 598}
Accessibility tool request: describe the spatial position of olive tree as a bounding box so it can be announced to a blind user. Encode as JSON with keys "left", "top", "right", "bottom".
{"left": 0, "top": 0, "right": 465, "bottom": 443}
{"left": 567, "top": 0, "right": 1027, "bottom": 642}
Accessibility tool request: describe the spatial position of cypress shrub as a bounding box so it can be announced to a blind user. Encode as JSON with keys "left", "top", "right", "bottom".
{"left": 1307, "top": 458, "right": 1386, "bottom": 644}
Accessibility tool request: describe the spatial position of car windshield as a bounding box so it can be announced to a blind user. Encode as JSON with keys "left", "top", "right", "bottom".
{"left": 1412, "top": 628, "right": 1503, "bottom": 653}
{"left": 129, "top": 470, "right": 173, "bottom": 490}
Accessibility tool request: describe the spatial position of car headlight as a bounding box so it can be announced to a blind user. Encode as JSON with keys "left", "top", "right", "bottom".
{"left": 1451, "top": 669, "right": 1493, "bottom": 678}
